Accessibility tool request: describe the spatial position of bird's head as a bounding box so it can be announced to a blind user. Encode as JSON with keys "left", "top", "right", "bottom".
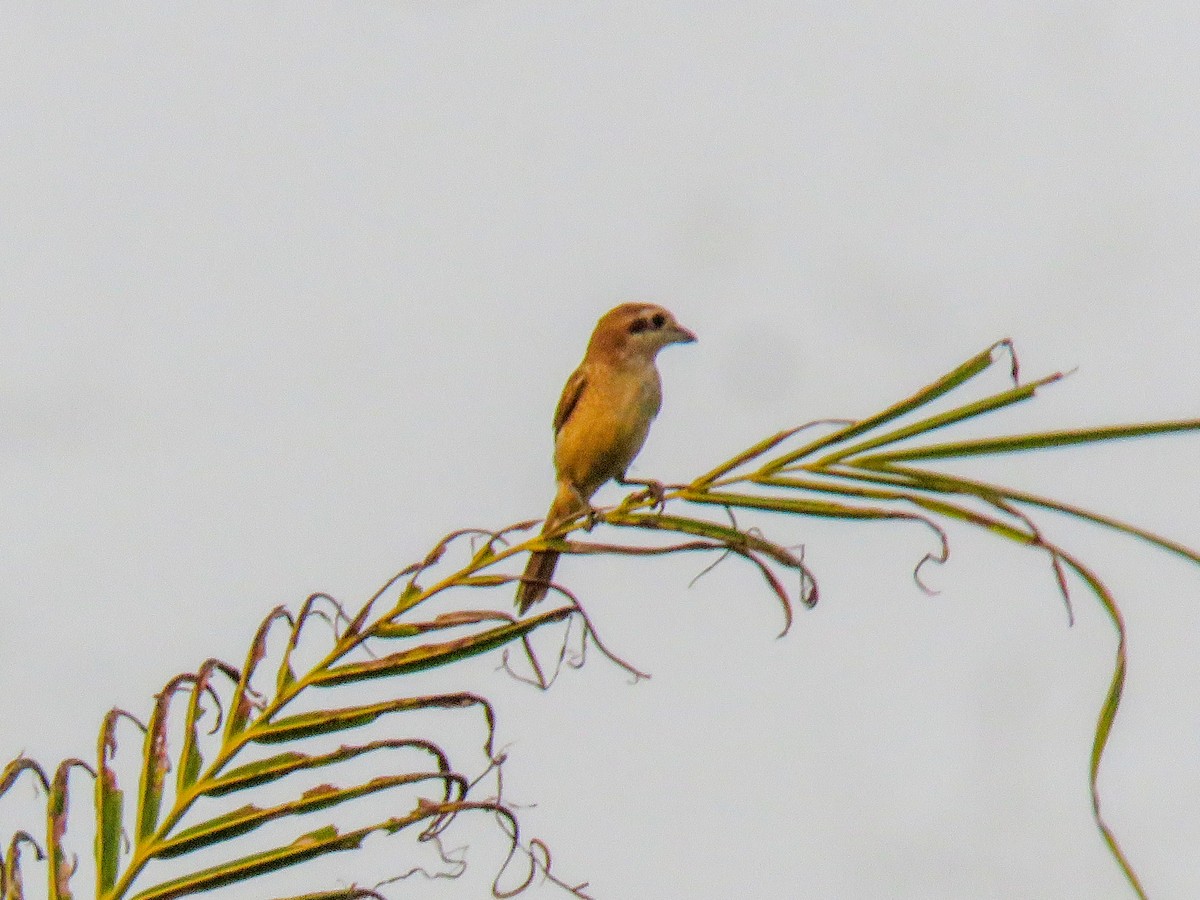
{"left": 587, "top": 302, "right": 697, "bottom": 363}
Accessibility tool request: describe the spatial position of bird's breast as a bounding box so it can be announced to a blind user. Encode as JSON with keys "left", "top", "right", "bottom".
{"left": 553, "top": 362, "right": 662, "bottom": 498}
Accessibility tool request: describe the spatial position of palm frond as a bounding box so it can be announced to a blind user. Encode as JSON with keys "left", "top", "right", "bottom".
{"left": 3, "top": 342, "right": 1196, "bottom": 899}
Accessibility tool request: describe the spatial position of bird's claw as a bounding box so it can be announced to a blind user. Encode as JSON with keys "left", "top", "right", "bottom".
{"left": 640, "top": 480, "right": 667, "bottom": 512}
{"left": 583, "top": 506, "right": 601, "bottom": 530}
{"left": 618, "top": 477, "right": 671, "bottom": 513}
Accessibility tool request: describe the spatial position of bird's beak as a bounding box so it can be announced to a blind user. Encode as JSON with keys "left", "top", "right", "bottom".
{"left": 671, "top": 323, "right": 697, "bottom": 344}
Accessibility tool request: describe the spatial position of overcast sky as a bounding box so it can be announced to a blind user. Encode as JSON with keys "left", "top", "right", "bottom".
{"left": 3, "top": 4, "right": 1200, "bottom": 898}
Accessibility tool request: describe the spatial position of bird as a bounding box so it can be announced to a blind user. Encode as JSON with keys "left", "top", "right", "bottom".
{"left": 516, "top": 302, "right": 696, "bottom": 612}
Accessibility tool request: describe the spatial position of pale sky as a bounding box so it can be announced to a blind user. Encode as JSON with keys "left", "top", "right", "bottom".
{"left": 3, "top": 4, "right": 1200, "bottom": 898}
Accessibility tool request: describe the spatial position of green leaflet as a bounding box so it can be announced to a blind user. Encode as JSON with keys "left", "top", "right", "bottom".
{"left": 388, "top": 582, "right": 424, "bottom": 618}
{"left": 226, "top": 607, "right": 292, "bottom": 742}
{"left": 47, "top": 760, "right": 91, "bottom": 900}
{"left": 4, "top": 832, "right": 44, "bottom": 900}
{"left": 759, "top": 471, "right": 1030, "bottom": 542}
{"left": 882, "top": 463, "right": 1200, "bottom": 565}
{"left": 154, "top": 773, "right": 457, "bottom": 859}
{"left": 128, "top": 815, "right": 436, "bottom": 900}
{"left": 135, "top": 681, "right": 181, "bottom": 842}
{"left": 811, "top": 371, "right": 1063, "bottom": 466}
{"left": 94, "top": 714, "right": 126, "bottom": 896}
{"left": 277, "top": 595, "right": 336, "bottom": 699}
{"left": 854, "top": 419, "right": 1200, "bottom": 463}
{"left": 457, "top": 574, "right": 512, "bottom": 587}
{"left": 373, "top": 610, "right": 523, "bottom": 640}
{"left": 175, "top": 662, "right": 237, "bottom": 800}
{"left": 762, "top": 340, "right": 1012, "bottom": 471}
{"left": 679, "top": 488, "right": 915, "bottom": 521}
{"left": 0, "top": 758, "right": 49, "bottom": 800}
{"left": 94, "top": 771, "right": 122, "bottom": 896}
{"left": 175, "top": 732, "right": 203, "bottom": 801}
{"left": 368, "top": 621, "right": 423, "bottom": 638}
{"left": 315, "top": 609, "right": 572, "bottom": 687}
{"left": 606, "top": 509, "right": 812, "bottom": 575}
{"left": 691, "top": 424, "right": 810, "bottom": 486}
{"left": 204, "top": 740, "right": 449, "bottom": 797}
{"left": 249, "top": 701, "right": 422, "bottom": 744}
{"left": 247, "top": 693, "right": 482, "bottom": 745}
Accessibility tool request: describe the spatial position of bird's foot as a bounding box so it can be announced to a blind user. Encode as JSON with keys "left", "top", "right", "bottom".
{"left": 618, "top": 476, "right": 671, "bottom": 513}
{"left": 582, "top": 505, "right": 602, "bottom": 530}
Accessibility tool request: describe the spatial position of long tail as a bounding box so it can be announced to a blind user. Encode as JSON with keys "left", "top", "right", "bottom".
{"left": 516, "top": 483, "right": 584, "bottom": 613}
{"left": 516, "top": 547, "right": 560, "bottom": 613}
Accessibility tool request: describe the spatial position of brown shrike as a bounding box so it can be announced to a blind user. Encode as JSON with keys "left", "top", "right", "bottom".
{"left": 516, "top": 302, "right": 696, "bottom": 612}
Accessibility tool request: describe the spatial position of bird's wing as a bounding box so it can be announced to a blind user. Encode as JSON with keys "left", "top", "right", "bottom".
{"left": 552, "top": 367, "right": 587, "bottom": 435}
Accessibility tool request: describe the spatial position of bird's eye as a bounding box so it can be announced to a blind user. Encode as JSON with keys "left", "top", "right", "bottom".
{"left": 651, "top": 313, "right": 666, "bottom": 329}
{"left": 629, "top": 318, "right": 649, "bottom": 334}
